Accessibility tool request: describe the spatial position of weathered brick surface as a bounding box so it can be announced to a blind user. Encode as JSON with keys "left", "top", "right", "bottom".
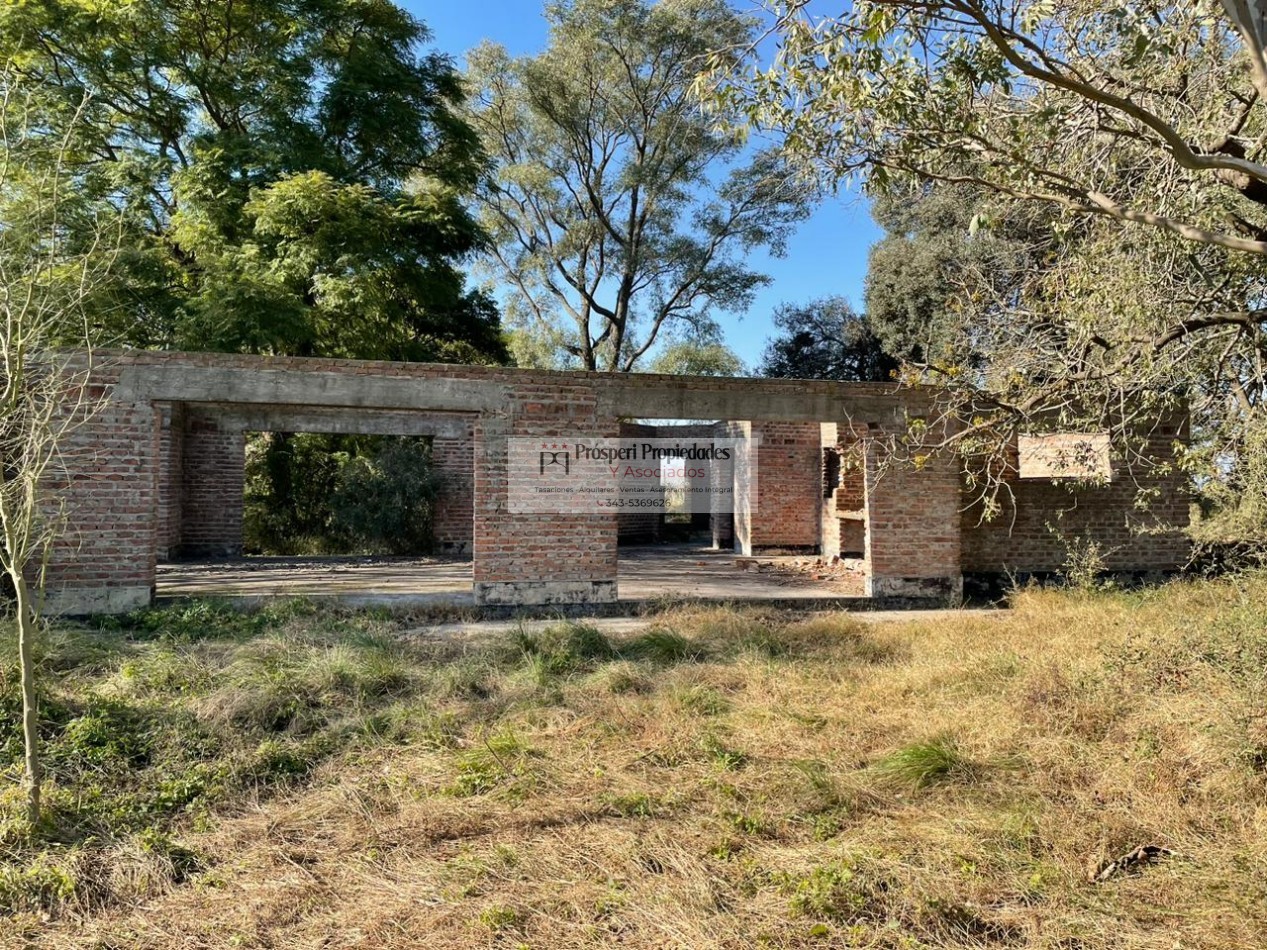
{"left": 178, "top": 409, "right": 245, "bottom": 558}
{"left": 431, "top": 424, "right": 475, "bottom": 555}
{"left": 749, "top": 421, "right": 823, "bottom": 550}
{"left": 471, "top": 383, "right": 618, "bottom": 602}
{"left": 42, "top": 364, "right": 158, "bottom": 612}
{"left": 961, "top": 419, "right": 1191, "bottom": 575}
{"left": 156, "top": 408, "right": 476, "bottom": 558}
{"left": 155, "top": 402, "right": 183, "bottom": 558}
{"left": 616, "top": 422, "right": 663, "bottom": 541}
{"left": 863, "top": 421, "right": 965, "bottom": 600}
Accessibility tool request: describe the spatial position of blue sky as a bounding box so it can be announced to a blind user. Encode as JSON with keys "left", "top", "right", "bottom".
{"left": 402, "top": 0, "right": 880, "bottom": 370}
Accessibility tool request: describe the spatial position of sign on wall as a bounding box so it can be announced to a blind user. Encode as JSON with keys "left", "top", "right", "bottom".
{"left": 1018, "top": 432, "right": 1113, "bottom": 481}
{"left": 507, "top": 436, "right": 758, "bottom": 514}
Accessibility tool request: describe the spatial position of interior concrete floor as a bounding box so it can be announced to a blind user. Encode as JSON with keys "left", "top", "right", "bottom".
{"left": 156, "top": 542, "right": 867, "bottom": 607}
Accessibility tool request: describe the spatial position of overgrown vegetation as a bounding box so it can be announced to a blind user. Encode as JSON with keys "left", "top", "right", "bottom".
{"left": 243, "top": 434, "right": 439, "bottom": 555}
{"left": 1, "top": 579, "right": 1264, "bottom": 946}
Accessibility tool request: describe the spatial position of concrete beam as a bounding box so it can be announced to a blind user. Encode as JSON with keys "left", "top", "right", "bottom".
{"left": 116, "top": 366, "right": 509, "bottom": 414}
{"left": 474, "top": 580, "right": 618, "bottom": 606}
{"left": 181, "top": 404, "right": 474, "bottom": 438}
{"left": 44, "top": 585, "right": 152, "bottom": 616}
{"left": 598, "top": 381, "right": 908, "bottom": 424}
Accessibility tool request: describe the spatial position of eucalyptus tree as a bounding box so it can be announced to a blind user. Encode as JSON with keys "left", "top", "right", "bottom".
{"left": 721, "top": 0, "right": 1267, "bottom": 527}
{"left": 466, "top": 0, "right": 810, "bottom": 372}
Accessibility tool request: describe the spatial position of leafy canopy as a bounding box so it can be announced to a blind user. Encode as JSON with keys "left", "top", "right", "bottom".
{"left": 759, "top": 296, "right": 898, "bottom": 382}
{"left": 718, "top": 0, "right": 1267, "bottom": 522}
{"left": 1, "top": 0, "right": 505, "bottom": 362}
{"left": 466, "top": 0, "right": 810, "bottom": 372}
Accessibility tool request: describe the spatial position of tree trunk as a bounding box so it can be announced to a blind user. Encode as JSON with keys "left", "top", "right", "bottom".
{"left": 12, "top": 567, "right": 41, "bottom": 826}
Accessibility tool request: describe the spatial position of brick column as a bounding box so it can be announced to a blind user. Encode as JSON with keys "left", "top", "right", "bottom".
{"left": 155, "top": 402, "right": 184, "bottom": 560}
{"left": 863, "top": 435, "right": 963, "bottom": 604}
{"left": 43, "top": 368, "right": 159, "bottom": 614}
{"left": 748, "top": 421, "right": 822, "bottom": 551}
{"left": 432, "top": 421, "right": 474, "bottom": 555}
{"left": 819, "top": 422, "right": 841, "bottom": 560}
{"left": 709, "top": 421, "right": 735, "bottom": 550}
{"left": 178, "top": 410, "right": 244, "bottom": 558}
{"left": 471, "top": 392, "right": 619, "bottom": 605}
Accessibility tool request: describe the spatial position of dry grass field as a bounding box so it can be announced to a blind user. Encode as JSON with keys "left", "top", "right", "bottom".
{"left": 2, "top": 576, "right": 1266, "bottom": 948}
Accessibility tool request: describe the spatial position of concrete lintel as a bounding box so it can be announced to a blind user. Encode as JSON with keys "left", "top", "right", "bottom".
{"left": 181, "top": 404, "right": 474, "bottom": 438}
{"left": 474, "top": 580, "right": 618, "bottom": 606}
{"left": 599, "top": 383, "right": 906, "bottom": 425}
{"left": 116, "top": 366, "right": 509, "bottom": 414}
{"left": 44, "top": 585, "right": 153, "bottom": 616}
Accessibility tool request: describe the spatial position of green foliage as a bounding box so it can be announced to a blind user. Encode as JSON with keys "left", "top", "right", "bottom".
{"left": 1, "top": 0, "right": 505, "bottom": 362}
{"left": 1059, "top": 538, "right": 1111, "bottom": 592}
{"left": 724, "top": 0, "right": 1267, "bottom": 527}
{"left": 0, "top": 854, "right": 78, "bottom": 916}
{"left": 872, "top": 735, "right": 975, "bottom": 790}
{"left": 244, "top": 434, "right": 438, "bottom": 555}
{"left": 449, "top": 731, "right": 538, "bottom": 798}
{"left": 648, "top": 340, "right": 746, "bottom": 377}
{"left": 759, "top": 296, "right": 898, "bottom": 382}
{"left": 863, "top": 183, "right": 1051, "bottom": 368}
{"left": 699, "top": 732, "right": 747, "bottom": 769}
{"left": 137, "top": 828, "right": 206, "bottom": 884}
{"left": 466, "top": 0, "right": 809, "bottom": 371}
{"left": 626, "top": 628, "right": 704, "bottom": 664}
{"left": 679, "top": 685, "right": 729, "bottom": 716}
{"left": 329, "top": 440, "right": 440, "bottom": 555}
{"left": 477, "top": 903, "right": 522, "bottom": 932}
{"left": 517, "top": 622, "right": 616, "bottom": 676}
{"left": 777, "top": 859, "right": 877, "bottom": 924}
{"left": 604, "top": 791, "right": 663, "bottom": 818}
{"left": 1191, "top": 414, "right": 1267, "bottom": 542}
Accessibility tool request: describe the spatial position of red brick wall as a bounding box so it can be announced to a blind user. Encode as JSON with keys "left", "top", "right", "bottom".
{"left": 616, "top": 422, "right": 662, "bottom": 541}
{"left": 472, "top": 381, "right": 618, "bottom": 600}
{"left": 155, "top": 402, "right": 183, "bottom": 559}
{"left": 960, "top": 420, "right": 1191, "bottom": 575}
{"left": 860, "top": 409, "right": 965, "bottom": 599}
{"left": 157, "top": 410, "right": 475, "bottom": 558}
{"left": 42, "top": 364, "right": 159, "bottom": 612}
{"left": 750, "top": 421, "right": 822, "bottom": 550}
{"left": 178, "top": 409, "right": 245, "bottom": 558}
{"left": 39, "top": 350, "right": 1193, "bottom": 611}
{"left": 431, "top": 424, "right": 474, "bottom": 555}
{"left": 835, "top": 429, "right": 867, "bottom": 512}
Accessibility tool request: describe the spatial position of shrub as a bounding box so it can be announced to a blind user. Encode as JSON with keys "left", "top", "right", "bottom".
{"left": 329, "top": 438, "right": 439, "bottom": 555}
{"left": 243, "top": 433, "right": 438, "bottom": 555}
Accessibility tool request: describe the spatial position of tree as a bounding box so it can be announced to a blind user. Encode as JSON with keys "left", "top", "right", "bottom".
{"left": 1, "top": 76, "right": 121, "bottom": 825}
{"left": 1, "top": 0, "right": 505, "bottom": 363}
{"left": 648, "top": 339, "right": 745, "bottom": 376}
{"left": 759, "top": 296, "right": 898, "bottom": 382}
{"left": 863, "top": 182, "right": 1053, "bottom": 367}
{"left": 719, "top": 0, "right": 1267, "bottom": 513}
{"left": 465, "top": 0, "right": 810, "bottom": 372}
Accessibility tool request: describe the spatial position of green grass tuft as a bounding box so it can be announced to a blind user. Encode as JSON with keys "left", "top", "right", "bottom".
{"left": 628, "top": 628, "right": 703, "bottom": 663}
{"left": 872, "top": 734, "right": 975, "bottom": 790}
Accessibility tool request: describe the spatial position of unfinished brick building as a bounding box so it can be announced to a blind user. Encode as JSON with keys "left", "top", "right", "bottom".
{"left": 43, "top": 351, "right": 1191, "bottom": 613}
